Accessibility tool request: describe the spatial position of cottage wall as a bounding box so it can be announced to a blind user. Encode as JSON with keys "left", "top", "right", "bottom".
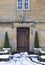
{"left": 0, "top": 0, "right": 45, "bottom": 51}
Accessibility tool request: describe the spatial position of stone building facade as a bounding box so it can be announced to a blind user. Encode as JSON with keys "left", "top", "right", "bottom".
{"left": 0, "top": 0, "right": 45, "bottom": 51}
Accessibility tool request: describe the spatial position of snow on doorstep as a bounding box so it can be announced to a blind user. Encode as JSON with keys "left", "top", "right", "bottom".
{"left": 40, "top": 50, "right": 45, "bottom": 54}
{"left": 0, "top": 52, "right": 43, "bottom": 65}
{"left": 31, "top": 56, "right": 45, "bottom": 65}
{"left": 0, "top": 55, "right": 10, "bottom": 59}
{"left": 40, "top": 55, "right": 45, "bottom": 59}
{"left": 3, "top": 48, "right": 10, "bottom": 51}
{"left": 0, "top": 60, "right": 15, "bottom": 65}
{"left": 0, "top": 50, "right": 9, "bottom": 54}
{"left": 30, "top": 54, "right": 38, "bottom": 57}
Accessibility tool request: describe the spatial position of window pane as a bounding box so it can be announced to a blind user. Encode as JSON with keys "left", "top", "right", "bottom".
{"left": 18, "top": 6, "right": 22, "bottom": 9}
{"left": 18, "top": 0, "right": 22, "bottom": 2}
{"left": 25, "top": 0, "right": 28, "bottom": 3}
{"left": 25, "top": 5, "right": 28, "bottom": 9}
{"left": 24, "top": 0, "right": 29, "bottom": 9}
{"left": 18, "top": 0, "right": 22, "bottom": 9}
{"left": 18, "top": 3, "right": 22, "bottom": 6}
{"left": 25, "top": 3, "right": 28, "bottom": 6}
{"left": 18, "top": 3, "right": 22, "bottom": 9}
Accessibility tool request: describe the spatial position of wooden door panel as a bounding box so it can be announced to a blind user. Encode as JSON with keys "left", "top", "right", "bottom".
{"left": 17, "top": 27, "right": 29, "bottom": 51}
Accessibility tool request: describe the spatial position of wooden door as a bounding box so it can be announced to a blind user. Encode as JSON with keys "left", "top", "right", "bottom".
{"left": 17, "top": 27, "right": 29, "bottom": 52}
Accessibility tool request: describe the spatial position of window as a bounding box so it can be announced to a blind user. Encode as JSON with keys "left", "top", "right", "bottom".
{"left": 17, "top": 0, "right": 22, "bottom": 10}
{"left": 17, "top": 0, "right": 30, "bottom": 10}
{"left": 24, "top": 0, "right": 29, "bottom": 10}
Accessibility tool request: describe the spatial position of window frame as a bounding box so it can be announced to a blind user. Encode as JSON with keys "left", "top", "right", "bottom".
{"left": 24, "top": 0, "right": 30, "bottom": 10}
{"left": 17, "top": 0, "right": 22, "bottom": 10}
{"left": 17, "top": 0, "right": 30, "bottom": 10}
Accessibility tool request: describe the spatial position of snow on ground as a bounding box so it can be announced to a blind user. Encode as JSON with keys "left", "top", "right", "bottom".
{"left": 30, "top": 55, "right": 45, "bottom": 65}
{"left": 0, "top": 52, "right": 44, "bottom": 65}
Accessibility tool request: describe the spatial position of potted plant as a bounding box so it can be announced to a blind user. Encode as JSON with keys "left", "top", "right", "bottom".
{"left": 3, "top": 32, "right": 11, "bottom": 54}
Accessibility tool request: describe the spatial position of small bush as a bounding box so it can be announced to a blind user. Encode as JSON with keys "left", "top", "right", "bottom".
{"left": 4, "top": 32, "right": 10, "bottom": 48}
{"left": 34, "top": 31, "right": 39, "bottom": 48}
